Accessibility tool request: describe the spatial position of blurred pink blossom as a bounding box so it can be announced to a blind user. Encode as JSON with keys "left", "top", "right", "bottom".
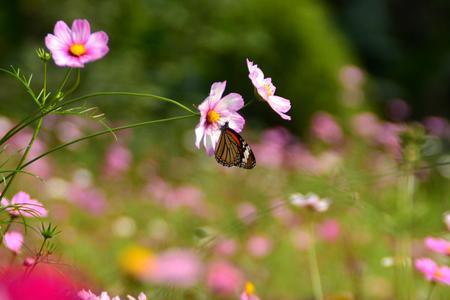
{"left": 252, "top": 127, "right": 293, "bottom": 168}
{"left": 270, "top": 199, "right": 298, "bottom": 227}
{"left": 207, "top": 261, "right": 243, "bottom": 296}
{"left": 3, "top": 231, "right": 24, "bottom": 254}
{"left": 291, "top": 229, "right": 311, "bottom": 251}
{"left": 0, "top": 116, "right": 12, "bottom": 137}
{"left": 317, "top": 219, "right": 341, "bottom": 242}
{"left": 45, "top": 19, "right": 109, "bottom": 68}
{"left": 424, "top": 237, "right": 450, "bottom": 256}
{"left": 423, "top": 116, "right": 449, "bottom": 138}
{"left": 351, "top": 112, "right": 382, "bottom": 141}
{"left": 145, "top": 249, "right": 202, "bottom": 288}
{"left": 1, "top": 191, "right": 48, "bottom": 217}
{"left": 67, "top": 184, "right": 107, "bottom": 214}
{"left": 247, "top": 235, "right": 273, "bottom": 258}
{"left": 415, "top": 258, "right": 450, "bottom": 285}
{"left": 195, "top": 81, "right": 245, "bottom": 155}
{"left": 386, "top": 98, "right": 411, "bottom": 122}
{"left": 311, "top": 112, "right": 343, "bottom": 145}
{"left": 103, "top": 144, "right": 132, "bottom": 177}
{"left": 23, "top": 257, "right": 36, "bottom": 267}
{"left": 376, "top": 123, "right": 404, "bottom": 157}
{"left": 214, "top": 238, "right": 238, "bottom": 257}
{"left": 237, "top": 202, "right": 257, "bottom": 225}
{"left": 247, "top": 59, "right": 291, "bottom": 120}
{"left": 339, "top": 65, "right": 365, "bottom": 90}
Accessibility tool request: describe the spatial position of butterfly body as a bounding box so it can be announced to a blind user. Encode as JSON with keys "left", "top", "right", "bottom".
{"left": 214, "top": 122, "right": 256, "bottom": 169}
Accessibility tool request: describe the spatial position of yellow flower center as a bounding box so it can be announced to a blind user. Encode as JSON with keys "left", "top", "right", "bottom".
{"left": 119, "top": 245, "right": 155, "bottom": 276}
{"left": 207, "top": 110, "right": 220, "bottom": 124}
{"left": 264, "top": 83, "right": 273, "bottom": 97}
{"left": 69, "top": 43, "right": 86, "bottom": 57}
{"left": 434, "top": 269, "right": 443, "bottom": 279}
{"left": 245, "top": 281, "right": 255, "bottom": 295}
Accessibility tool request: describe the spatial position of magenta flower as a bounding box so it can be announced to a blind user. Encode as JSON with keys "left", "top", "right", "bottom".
{"left": 45, "top": 19, "right": 109, "bottom": 68}
{"left": 317, "top": 219, "right": 341, "bottom": 242}
{"left": 1, "top": 191, "right": 47, "bottom": 217}
{"left": 415, "top": 258, "right": 450, "bottom": 285}
{"left": 425, "top": 237, "right": 450, "bottom": 256}
{"left": 246, "top": 59, "right": 291, "bottom": 120}
{"left": 207, "top": 261, "right": 243, "bottom": 296}
{"left": 3, "top": 231, "right": 24, "bottom": 254}
{"left": 195, "top": 81, "right": 245, "bottom": 155}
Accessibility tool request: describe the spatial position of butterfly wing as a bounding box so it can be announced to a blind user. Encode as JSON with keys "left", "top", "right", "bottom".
{"left": 214, "top": 124, "right": 256, "bottom": 169}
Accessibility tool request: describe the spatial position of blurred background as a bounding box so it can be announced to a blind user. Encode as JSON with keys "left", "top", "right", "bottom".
{"left": 0, "top": 0, "right": 449, "bottom": 299}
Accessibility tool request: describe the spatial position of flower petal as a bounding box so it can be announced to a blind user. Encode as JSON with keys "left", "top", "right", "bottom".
{"left": 246, "top": 59, "right": 265, "bottom": 87}
{"left": 208, "top": 81, "right": 227, "bottom": 108}
{"left": 194, "top": 120, "right": 205, "bottom": 149}
{"left": 81, "top": 31, "right": 109, "bottom": 63}
{"left": 267, "top": 96, "right": 291, "bottom": 120}
{"left": 215, "top": 93, "right": 244, "bottom": 112}
{"left": 3, "top": 231, "right": 23, "bottom": 253}
{"left": 53, "top": 21, "right": 72, "bottom": 45}
{"left": 71, "top": 19, "right": 91, "bottom": 44}
{"left": 222, "top": 112, "right": 245, "bottom": 133}
{"left": 45, "top": 34, "right": 69, "bottom": 52}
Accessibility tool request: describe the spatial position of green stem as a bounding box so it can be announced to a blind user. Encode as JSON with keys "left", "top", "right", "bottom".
{"left": 1, "top": 114, "right": 195, "bottom": 181}
{"left": 55, "top": 68, "right": 73, "bottom": 99}
{"left": 63, "top": 68, "right": 80, "bottom": 98}
{"left": 0, "top": 91, "right": 198, "bottom": 146}
{"left": 42, "top": 61, "right": 47, "bottom": 105}
{"left": 0, "top": 118, "right": 43, "bottom": 200}
{"left": 425, "top": 282, "right": 434, "bottom": 300}
{"left": 308, "top": 220, "right": 324, "bottom": 300}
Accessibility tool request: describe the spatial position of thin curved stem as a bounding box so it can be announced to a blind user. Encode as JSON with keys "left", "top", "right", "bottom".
{"left": 0, "top": 118, "right": 43, "bottom": 200}
{"left": 0, "top": 91, "right": 199, "bottom": 146}
{"left": 2, "top": 114, "right": 195, "bottom": 180}
{"left": 308, "top": 220, "right": 324, "bottom": 300}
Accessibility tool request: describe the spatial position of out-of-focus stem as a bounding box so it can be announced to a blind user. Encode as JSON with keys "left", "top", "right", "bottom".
{"left": 308, "top": 220, "right": 324, "bottom": 300}
{"left": 425, "top": 283, "right": 434, "bottom": 300}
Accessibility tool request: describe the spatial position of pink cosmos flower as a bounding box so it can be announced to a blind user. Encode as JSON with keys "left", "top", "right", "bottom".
{"left": 317, "top": 219, "right": 341, "bottom": 242}
{"left": 415, "top": 258, "right": 450, "bottom": 285}
{"left": 103, "top": 144, "right": 132, "bottom": 177}
{"left": 207, "top": 261, "right": 243, "bottom": 296}
{"left": 425, "top": 237, "right": 450, "bottom": 256}
{"left": 246, "top": 59, "right": 291, "bottom": 120}
{"left": 144, "top": 249, "right": 202, "bottom": 288}
{"left": 195, "top": 81, "right": 245, "bottom": 155}
{"left": 289, "top": 193, "right": 331, "bottom": 212}
{"left": 311, "top": 112, "right": 343, "bottom": 145}
{"left": 45, "top": 19, "right": 109, "bottom": 68}
{"left": 214, "top": 238, "right": 238, "bottom": 257}
{"left": 246, "top": 235, "right": 273, "bottom": 258}
{"left": 240, "top": 282, "right": 261, "bottom": 300}
{"left": 1, "top": 191, "right": 48, "bottom": 217}
{"left": 3, "top": 231, "right": 24, "bottom": 254}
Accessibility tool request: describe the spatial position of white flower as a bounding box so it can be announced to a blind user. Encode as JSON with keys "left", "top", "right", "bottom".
{"left": 289, "top": 193, "right": 331, "bottom": 212}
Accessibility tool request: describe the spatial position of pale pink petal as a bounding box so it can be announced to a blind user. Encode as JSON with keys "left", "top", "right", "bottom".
{"left": 267, "top": 96, "right": 291, "bottom": 120}
{"left": 415, "top": 258, "right": 438, "bottom": 281}
{"left": 215, "top": 93, "right": 244, "bottom": 112}
{"left": 45, "top": 34, "right": 69, "bottom": 52}
{"left": 194, "top": 120, "right": 206, "bottom": 148}
{"left": 204, "top": 130, "right": 220, "bottom": 156}
{"left": 3, "top": 231, "right": 23, "bottom": 253}
{"left": 1, "top": 198, "right": 9, "bottom": 207}
{"left": 51, "top": 50, "right": 84, "bottom": 67}
{"left": 246, "top": 59, "right": 265, "bottom": 87}
{"left": 438, "top": 266, "right": 450, "bottom": 285}
{"left": 71, "top": 19, "right": 91, "bottom": 44}
{"left": 81, "top": 31, "right": 109, "bottom": 63}
{"left": 53, "top": 21, "right": 72, "bottom": 45}
{"left": 222, "top": 112, "right": 245, "bottom": 133}
{"left": 208, "top": 81, "right": 227, "bottom": 108}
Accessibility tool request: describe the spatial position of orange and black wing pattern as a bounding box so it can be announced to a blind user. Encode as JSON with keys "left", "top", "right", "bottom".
{"left": 214, "top": 123, "right": 256, "bottom": 169}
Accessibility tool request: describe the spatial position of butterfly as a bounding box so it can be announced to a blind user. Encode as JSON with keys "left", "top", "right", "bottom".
{"left": 214, "top": 122, "right": 256, "bottom": 169}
